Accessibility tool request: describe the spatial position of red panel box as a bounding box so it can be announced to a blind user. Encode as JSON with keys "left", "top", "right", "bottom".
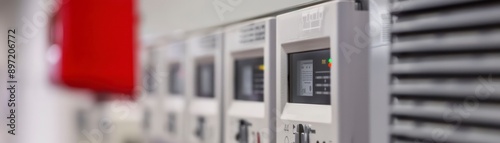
{"left": 50, "top": 0, "right": 137, "bottom": 97}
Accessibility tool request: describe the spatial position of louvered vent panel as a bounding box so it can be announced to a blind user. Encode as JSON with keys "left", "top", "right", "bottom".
{"left": 240, "top": 21, "right": 266, "bottom": 44}
{"left": 200, "top": 35, "right": 217, "bottom": 49}
{"left": 390, "top": 0, "right": 500, "bottom": 142}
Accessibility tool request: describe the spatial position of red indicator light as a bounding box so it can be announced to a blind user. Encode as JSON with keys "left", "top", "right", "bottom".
{"left": 257, "top": 132, "right": 261, "bottom": 143}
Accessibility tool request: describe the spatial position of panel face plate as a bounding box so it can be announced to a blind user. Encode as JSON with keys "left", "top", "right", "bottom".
{"left": 234, "top": 57, "right": 265, "bottom": 101}
{"left": 196, "top": 63, "right": 215, "bottom": 98}
{"left": 288, "top": 49, "right": 331, "bottom": 105}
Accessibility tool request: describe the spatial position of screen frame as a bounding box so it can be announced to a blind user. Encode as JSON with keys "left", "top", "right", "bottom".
{"left": 195, "top": 62, "right": 215, "bottom": 98}
{"left": 168, "top": 63, "right": 185, "bottom": 95}
{"left": 288, "top": 49, "right": 331, "bottom": 105}
{"left": 234, "top": 57, "right": 265, "bottom": 101}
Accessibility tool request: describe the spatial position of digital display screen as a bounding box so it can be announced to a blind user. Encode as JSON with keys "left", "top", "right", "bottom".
{"left": 169, "top": 63, "right": 184, "bottom": 95}
{"left": 288, "top": 49, "right": 331, "bottom": 105}
{"left": 234, "top": 57, "right": 264, "bottom": 101}
{"left": 299, "top": 60, "right": 314, "bottom": 96}
{"left": 196, "top": 63, "right": 215, "bottom": 98}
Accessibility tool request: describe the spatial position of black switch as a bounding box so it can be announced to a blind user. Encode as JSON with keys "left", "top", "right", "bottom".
{"left": 195, "top": 116, "right": 206, "bottom": 140}
{"left": 235, "top": 119, "right": 252, "bottom": 143}
{"left": 167, "top": 113, "right": 176, "bottom": 133}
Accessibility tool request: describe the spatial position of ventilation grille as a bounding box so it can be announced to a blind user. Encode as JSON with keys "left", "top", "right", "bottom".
{"left": 200, "top": 34, "right": 218, "bottom": 49}
{"left": 240, "top": 21, "right": 266, "bottom": 44}
{"left": 390, "top": 0, "right": 500, "bottom": 142}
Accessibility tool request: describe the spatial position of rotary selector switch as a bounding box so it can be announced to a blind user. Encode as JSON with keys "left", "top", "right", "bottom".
{"left": 167, "top": 113, "right": 176, "bottom": 133}
{"left": 235, "top": 119, "right": 252, "bottom": 143}
{"left": 195, "top": 116, "right": 206, "bottom": 140}
{"left": 293, "top": 124, "right": 315, "bottom": 143}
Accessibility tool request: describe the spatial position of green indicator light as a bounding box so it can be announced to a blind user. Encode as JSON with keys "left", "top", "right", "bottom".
{"left": 328, "top": 58, "right": 332, "bottom": 63}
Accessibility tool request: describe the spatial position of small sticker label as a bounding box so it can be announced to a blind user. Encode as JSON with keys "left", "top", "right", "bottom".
{"left": 240, "top": 22, "right": 266, "bottom": 43}
{"left": 302, "top": 6, "right": 324, "bottom": 31}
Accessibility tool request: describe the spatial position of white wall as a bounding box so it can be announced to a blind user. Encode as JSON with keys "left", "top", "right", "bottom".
{"left": 139, "top": 0, "right": 328, "bottom": 36}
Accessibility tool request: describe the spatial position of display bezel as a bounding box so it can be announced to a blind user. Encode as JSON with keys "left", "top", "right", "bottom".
{"left": 288, "top": 49, "right": 331, "bottom": 105}
{"left": 195, "top": 62, "right": 215, "bottom": 98}
{"left": 234, "top": 57, "right": 265, "bottom": 101}
{"left": 168, "top": 63, "right": 184, "bottom": 95}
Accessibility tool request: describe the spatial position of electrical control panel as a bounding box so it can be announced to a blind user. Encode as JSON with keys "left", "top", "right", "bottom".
{"left": 141, "top": 47, "right": 164, "bottom": 142}
{"left": 164, "top": 41, "right": 189, "bottom": 143}
{"left": 223, "top": 17, "right": 276, "bottom": 143}
{"left": 276, "top": 1, "right": 369, "bottom": 143}
{"left": 186, "top": 30, "right": 224, "bottom": 143}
